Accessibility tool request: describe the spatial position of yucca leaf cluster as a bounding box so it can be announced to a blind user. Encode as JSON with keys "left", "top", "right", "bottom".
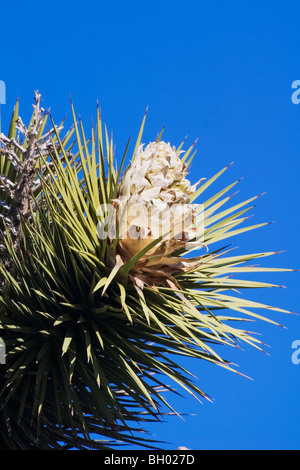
{"left": 0, "top": 93, "right": 293, "bottom": 449}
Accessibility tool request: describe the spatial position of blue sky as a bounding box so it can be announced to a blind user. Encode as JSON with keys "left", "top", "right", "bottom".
{"left": 1, "top": 0, "right": 300, "bottom": 450}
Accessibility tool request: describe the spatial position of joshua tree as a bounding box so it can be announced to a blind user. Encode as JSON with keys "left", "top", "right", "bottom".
{"left": 0, "top": 92, "right": 293, "bottom": 449}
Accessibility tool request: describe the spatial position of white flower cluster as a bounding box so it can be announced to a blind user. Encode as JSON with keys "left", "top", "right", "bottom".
{"left": 119, "top": 141, "right": 196, "bottom": 202}
{"left": 116, "top": 141, "right": 200, "bottom": 258}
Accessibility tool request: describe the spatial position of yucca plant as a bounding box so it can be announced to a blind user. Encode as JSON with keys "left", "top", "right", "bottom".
{"left": 0, "top": 93, "right": 293, "bottom": 449}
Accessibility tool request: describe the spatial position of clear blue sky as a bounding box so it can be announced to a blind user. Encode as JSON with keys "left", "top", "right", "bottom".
{"left": 1, "top": 0, "right": 300, "bottom": 450}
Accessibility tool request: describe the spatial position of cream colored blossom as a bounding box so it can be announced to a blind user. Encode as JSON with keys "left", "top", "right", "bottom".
{"left": 119, "top": 141, "right": 196, "bottom": 201}
{"left": 115, "top": 141, "right": 204, "bottom": 289}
